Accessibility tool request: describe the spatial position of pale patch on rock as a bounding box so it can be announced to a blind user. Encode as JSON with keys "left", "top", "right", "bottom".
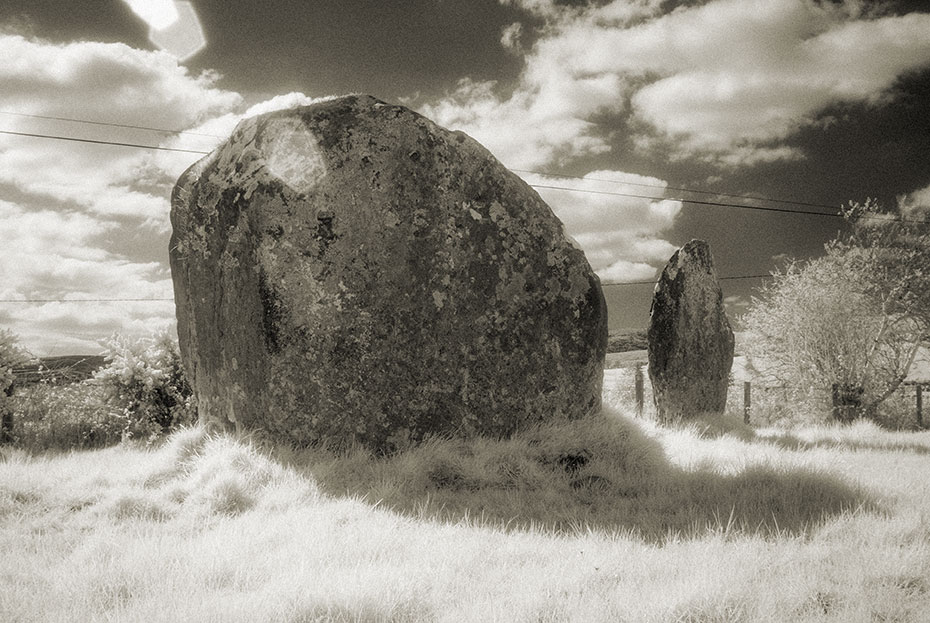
{"left": 263, "top": 118, "right": 328, "bottom": 195}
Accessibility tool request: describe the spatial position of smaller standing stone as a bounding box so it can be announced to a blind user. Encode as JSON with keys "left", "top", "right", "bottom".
{"left": 647, "top": 240, "right": 734, "bottom": 421}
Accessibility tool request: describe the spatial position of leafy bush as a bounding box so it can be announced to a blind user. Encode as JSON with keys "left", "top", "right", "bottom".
{"left": 743, "top": 255, "right": 923, "bottom": 424}
{"left": 8, "top": 382, "right": 125, "bottom": 450}
{"left": 93, "top": 332, "right": 196, "bottom": 436}
{"left": 6, "top": 332, "right": 195, "bottom": 451}
{"left": 1, "top": 328, "right": 31, "bottom": 397}
{"left": 1, "top": 329, "right": 32, "bottom": 443}
{"left": 870, "top": 385, "right": 924, "bottom": 431}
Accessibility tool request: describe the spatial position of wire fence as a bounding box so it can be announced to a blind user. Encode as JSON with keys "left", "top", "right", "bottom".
{"left": 603, "top": 362, "right": 927, "bottom": 429}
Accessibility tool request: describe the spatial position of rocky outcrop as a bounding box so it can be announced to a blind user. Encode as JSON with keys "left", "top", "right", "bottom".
{"left": 647, "top": 240, "right": 734, "bottom": 421}
{"left": 169, "top": 95, "right": 607, "bottom": 452}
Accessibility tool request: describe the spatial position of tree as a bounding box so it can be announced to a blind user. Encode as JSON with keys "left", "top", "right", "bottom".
{"left": 743, "top": 199, "right": 929, "bottom": 422}
{"left": 833, "top": 198, "right": 930, "bottom": 386}
{"left": 1, "top": 329, "right": 32, "bottom": 442}
{"left": 1, "top": 329, "right": 31, "bottom": 394}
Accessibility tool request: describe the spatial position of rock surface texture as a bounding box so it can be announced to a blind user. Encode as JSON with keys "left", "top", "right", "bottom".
{"left": 170, "top": 95, "right": 607, "bottom": 452}
{"left": 647, "top": 240, "right": 734, "bottom": 421}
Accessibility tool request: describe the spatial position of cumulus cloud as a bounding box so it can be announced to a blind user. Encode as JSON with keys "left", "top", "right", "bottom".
{"left": 0, "top": 34, "right": 328, "bottom": 353}
{"left": 435, "top": 0, "right": 930, "bottom": 167}
{"left": 619, "top": 1, "right": 930, "bottom": 161}
{"left": 155, "top": 91, "right": 329, "bottom": 178}
{"left": 500, "top": 0, "right": 663, "bottom": 23}
{"left": 499, "top": 0, "right": 568, "bottom": 20}
{"left": 500, "top": 22, "right": 524, "bottom": 54}
{"left": 898, "top": 183, "right": 930, "bottom": 218}
{"left": 422, "top": 77, "right": 615, "bottom": 169}
{"left": 518, "top": 170, "right": 681, "bottom": 282}
{"left": 723, "top": 294, "right": 751, "bottom": 315}
{"left": 0, "top": 200, "right": 175, "bottom": 354}
{"left": 0, "top": 35, "right": 237, "bottom": 131}
{"left": 596, "top": 259, "right": 658, "bottom": 283}
{"left": 0, "top": 34, "right": 241, "bottom": 229}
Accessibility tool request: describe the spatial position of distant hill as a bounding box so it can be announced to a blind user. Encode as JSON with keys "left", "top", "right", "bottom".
{"left": 607, "top": 329, "right": 647, "bottom": 353}
{"left": 604, "top": 329, "right": 749, "bottom": 370}
{"left": 12, "top": 355, "right": 107, "bottom": 386}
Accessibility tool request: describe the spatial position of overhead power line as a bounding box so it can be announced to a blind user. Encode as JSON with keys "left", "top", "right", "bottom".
{"left": 601, "top": 274, "right": 770, "bottom": 287}
{"left": 1, "top": 275, "right": 772, "bottom": 304}
{"left": 0, "top": 110, "right": 224, "bottom": 139}
{"left": 528, "top": 183, "right": 841, "bottom": 219}
{"left": 512, "top": 169, "right": 840, "bottom": 212}
{"left": 3, "top": 125, "right": 927, "bottom": 225}
{"left": 0, "top": 109, "right": 847, "bottom": 212}
{"left": 0, "top": 298, "right": 173, "bottom": 303}
{"left": 529, "top": 184, "right": 930, "bottom": 225}
{"left": 0, "top": 109, "right": 839, "bottom": 212}
{"left": 0, "top": 129, "right": 211, "bottom": 154}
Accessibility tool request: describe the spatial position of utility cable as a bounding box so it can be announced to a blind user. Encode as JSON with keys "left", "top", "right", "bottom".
{"left": 0, "top": 298, "right": 173, "bottom": 303}
{"left": 3, "top": 127, "right": 926, "bottom": 224}
{"left": 513, "top": 168, "right": 839, "bottom": 212}
{"left": 528, "top": 183, "right": 840, "bottom": 218}
{"left": 529, "top": 184, "right": 930, "bottom": 225}
{"left": 601, "top": 274, "right": 770, "bottom": 287}
{"left": 0, "top": 275, "right": 774, "bottom": 303}
{"left": 0, "top": 110, "right": 223, "bottom": 138}
{"left": 0, "top": 109, "right": 853, "bottom": 213}
{"left": 0, "top": 129, "right": 211, "bottom": 154}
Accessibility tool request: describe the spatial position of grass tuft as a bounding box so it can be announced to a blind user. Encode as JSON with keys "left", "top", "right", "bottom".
{"left": 105, "top": 493, "right": 172, "bottom": 522}
{"left": 676, "top": 412, "right": 758, "bottom": 442}
{"left": 667, "top": 596, "right": 750, "bottom": 623}
{"left": 201, "top": 475, "right": 254, "bottom": 516}
{"left": 288, "top": 598, "right": 436, "bottom": 623}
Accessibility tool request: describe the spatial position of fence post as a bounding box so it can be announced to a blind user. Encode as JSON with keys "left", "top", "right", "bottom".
{"left": 0, "top": 383, "right": 12, "bottom": 444}
{"left": 917, "top": 385, "right": 923, "bottom": 429}
{"left": 0, "top": 411, "right": 11, "bottom": 444}
{"left": 743, "top": 381, "right": 751, "bottom": 424}
{"left": 634, "top": 364, "right": 644, "bottom": 417}
{"left": 831, "top": 383, "right": 862, "bottom": 422}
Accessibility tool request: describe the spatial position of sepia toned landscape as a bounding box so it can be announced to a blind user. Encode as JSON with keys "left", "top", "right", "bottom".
{"left": 3, "top": 1, "right": 930, "bottom": 622}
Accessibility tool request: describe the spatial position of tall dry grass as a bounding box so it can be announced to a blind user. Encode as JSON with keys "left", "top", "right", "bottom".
{"left": 3, "top": 400, "right": 930, "bottom": 621}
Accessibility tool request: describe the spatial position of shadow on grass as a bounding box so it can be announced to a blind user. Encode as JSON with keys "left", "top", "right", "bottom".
{"left": 271, "top": 408, "right": 880, "bottom": 542}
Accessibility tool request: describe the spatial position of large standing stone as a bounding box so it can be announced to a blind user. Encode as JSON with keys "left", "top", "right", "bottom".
{"left": 170, "top": 95, "right": 607, "bottom": 452}
{"left": 647, "top": 240, "right": 734, "bottom": 421}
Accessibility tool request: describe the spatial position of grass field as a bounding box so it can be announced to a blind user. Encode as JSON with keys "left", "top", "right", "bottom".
{"left": 2, "top": 386, "right": 930, "bottom": 621}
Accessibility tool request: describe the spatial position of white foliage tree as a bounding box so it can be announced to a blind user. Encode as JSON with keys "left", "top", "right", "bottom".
{"left": 744, "top": 199, "right": 929, "bottom": 421}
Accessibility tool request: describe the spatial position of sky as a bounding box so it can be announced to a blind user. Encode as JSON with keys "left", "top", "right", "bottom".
{"left": 1, "top": 0, "right": 929, "bottom": 355}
